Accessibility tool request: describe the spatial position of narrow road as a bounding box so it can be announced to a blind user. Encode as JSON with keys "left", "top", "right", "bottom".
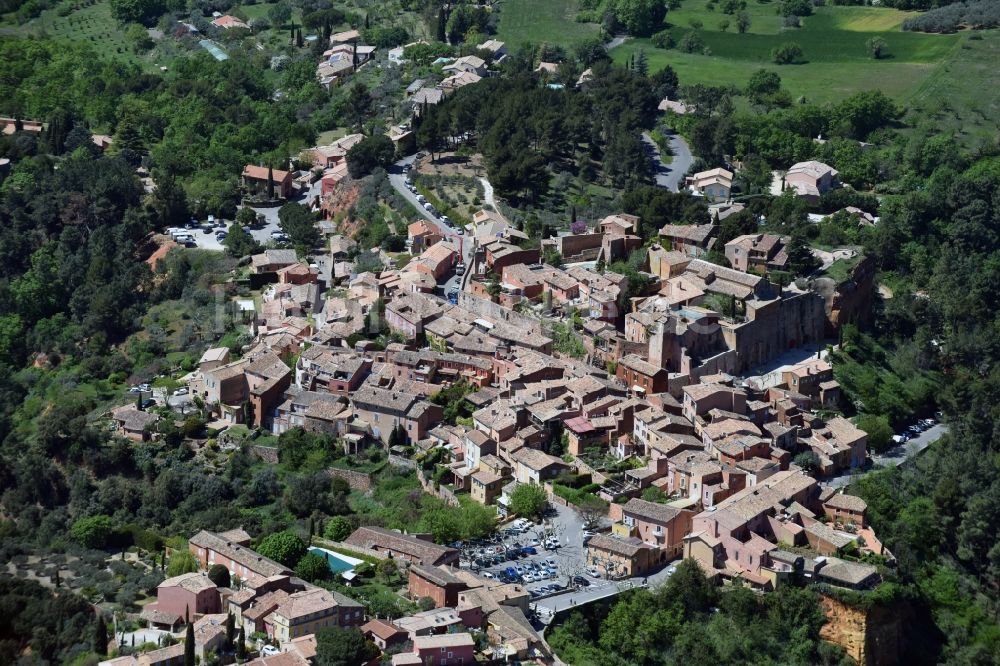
{"left": 641, "top": 131, "right": 693, "bottom": 193}
{"left": 823, "top": 424, "right": 948, "bottom": 489}
{"left": 479, "top": 177, "right": 496, "bottom": 210}
{"left": 389, "top": 155, "right": 475, "bottom": 294}
{"left": 605, "top": 35, "right": 628, "bottom": 50}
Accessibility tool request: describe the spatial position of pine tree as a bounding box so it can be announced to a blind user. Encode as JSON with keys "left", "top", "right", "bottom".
{"left": 94, "top": 615, "right": 108, "bottom": 656}
{"left": 636, "top": 49, "right": 649, "bottom": 76}
{"left": 184, "top": 623, "right": 195, "bottom": 666}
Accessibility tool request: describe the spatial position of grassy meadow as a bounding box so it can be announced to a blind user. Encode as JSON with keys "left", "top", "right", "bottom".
{"left": 610, "top": 1, "right": 963, "bottom": 104}
{"left": 497, "top": 0, "right": 600, "bottom": 47}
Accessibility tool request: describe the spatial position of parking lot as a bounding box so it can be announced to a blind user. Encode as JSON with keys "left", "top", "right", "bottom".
{"left": 456, "top": 504, "right": 615, "bottom": 601}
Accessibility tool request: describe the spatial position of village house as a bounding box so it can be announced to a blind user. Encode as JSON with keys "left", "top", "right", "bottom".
{"left": 806, "top": 416, "right": 868, "bottom": 475}
{"left": 614, "top": 497, "right": 695, "bottom": 560}
{"left": 362, "top": 619, "right": 408, "bottom": 651}
{"left": 309, "top": 133, "right": 364, "bottom": 168}
{"left": 470, "top": 468, "right": 507, "bottom": 506}
{"left": 188, "top": 530, "right": 292, "bottom": 582}
{"left": 251, "top": 249, "right": 299, "bottom": 274}
{"left": 408, "top": 565, "right": 468, "bottom": 608}
{"left": 659, "top": 223, "right": 718, "bottom": 258}
{"left": 198, "top": 347, "right": 230, "bottom": 371}
{"left": 784, "top": 160, "right": 839, "bottom": 201}
{"left": 616, "top": 354, "right": 669, "bottom": 395}
{"left": 110, "top": 405, "right": 160, "bottom": 441}
{"left": 780, "top": 357, "right": 840, "bottom": 408}
{"left": 443, "top": 54, "right": 487, "bottom": 76}
{"left": 350, "top": 385, "right": 443, "bottom": 444}
{"left": 241, "top": 165, "right": 294, "bottom": 199}
{"left": 147, "top": 573, "right": 220, "bottom": 621}
{"left": 686, "top": 167, "right": 733, "bottom": 202}
{"left": 510, "top": 448, "right": 569, "bottom": 485}
{"left": 211, "top": 14, "right": 248, "bottom": 29}
{"left": 393, "top": 632, "right": 476, "bottom": 666}
{"left": 384, "top": 293, "right": 448, "bottom": 340}
{"left": 408, "top": 219, "right": 444, "bottom": 254}
{"left": 271, "top": 588, "right": 364, "bottom": 645}
{"left": 724, "top": 234, "right": 789, "bottom": 274}
{"left": 409, "top": 240, "right": 458, "bottom": 281}
{"left": 586, "top": 535, "right": 656, "bottom": 578}
{"left": 344, "top": 526, "right": 460, "bottom": 565}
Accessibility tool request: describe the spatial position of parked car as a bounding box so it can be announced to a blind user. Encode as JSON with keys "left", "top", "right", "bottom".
{"left": 139, "top": 383, "right": 151, "bottom": 391}
{"left": 482, "top": 572, "right": 495, "bottom": 580}
{"left": 141, "top": 398, "right": 156, "bottom": 409}
{"left": 545, "top": 557, "right": 557, "bottom": 567}
{"left": 572, "top": 575, "right": 591, "bottom": 587}
{"left": 173, "top": 387, "right": 189, "bottom": 396}
{"left": 505, "top": 567, "right": 517, "bottom": 578}
{"left": 128, "top": 386, "right": 141, "bottom": 394}
{"left": 587, "top": 568, "right": 602, "bottom": 579}
{"left": 523, "top": 547, "right": 538, "bottom": 555}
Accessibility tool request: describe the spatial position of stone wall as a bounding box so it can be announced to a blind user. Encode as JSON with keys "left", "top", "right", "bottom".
{"left": 326, "top": 467, "right": 374, "bottom": 491}
{"left": 250, "top": 445, "right": 280, "bottom": 464}
{"left": 723, "top": 289, "right": 827, "bottom": 372}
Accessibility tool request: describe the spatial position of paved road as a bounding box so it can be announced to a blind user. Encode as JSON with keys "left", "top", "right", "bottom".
{"left": 641, "top": 130, "right": 693, "bottom": 193}
{"left": 823, "top": 424, "right": 948, "bottom": 489}
{"left": 389, "top": 155, "right": 475, "bottom": 294}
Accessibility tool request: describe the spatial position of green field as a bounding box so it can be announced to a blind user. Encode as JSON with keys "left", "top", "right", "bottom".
{"left": 609, "top": 2, "right": 964, "bottom": 104}
{"left": 497, "top": 0, "right": 600, "bottom": 47}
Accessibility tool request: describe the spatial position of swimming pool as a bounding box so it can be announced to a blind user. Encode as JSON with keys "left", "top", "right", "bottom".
{"left": 308, "top": 546, "right": 364, "bottom": 574}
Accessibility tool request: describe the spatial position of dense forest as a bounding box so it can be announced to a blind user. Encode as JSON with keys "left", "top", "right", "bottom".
{"left": 548, "top": 559, "right": 855, "bottom": 666}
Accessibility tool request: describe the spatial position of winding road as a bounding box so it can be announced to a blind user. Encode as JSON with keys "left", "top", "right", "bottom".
{"left": 642, "top": 131, "right": 693, "bottom": 192}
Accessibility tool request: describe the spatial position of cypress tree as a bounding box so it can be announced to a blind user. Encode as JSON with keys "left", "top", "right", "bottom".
{"left": 436, "top": 9, "right": 446, "bottom": 43}
{"left": 235, "top": 628, "right": 246, "bottom": 661}
{"left": 364, "top": 13, "right": 369, "bottom": 29}
{"left": 296, "top": 28, "right": 303, "bottom": 48}
{"left": 225, "top": 613, "right": 235, "bottom": 650}
{"left": 93, "top": 615, "right": 108, "bottom": 655}
{"left": 184, "top": 623, "right": 195, "bottom": 666}
{"left": 266, "top": 166, "right": 275, "bottom": 199}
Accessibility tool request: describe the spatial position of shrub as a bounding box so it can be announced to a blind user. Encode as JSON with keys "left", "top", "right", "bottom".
{"left": 772, "top": 42, "right": 804, "bottom": 64}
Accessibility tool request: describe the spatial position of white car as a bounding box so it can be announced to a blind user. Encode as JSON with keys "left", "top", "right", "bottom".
{"left": 173, "top": 387, "right": 189, "bottom": 396}
{"left": 482, "top": 571, "right": 495, "bottom": 580}
{"left": 587, "top": 568, "right": 602, "bottom": 579}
